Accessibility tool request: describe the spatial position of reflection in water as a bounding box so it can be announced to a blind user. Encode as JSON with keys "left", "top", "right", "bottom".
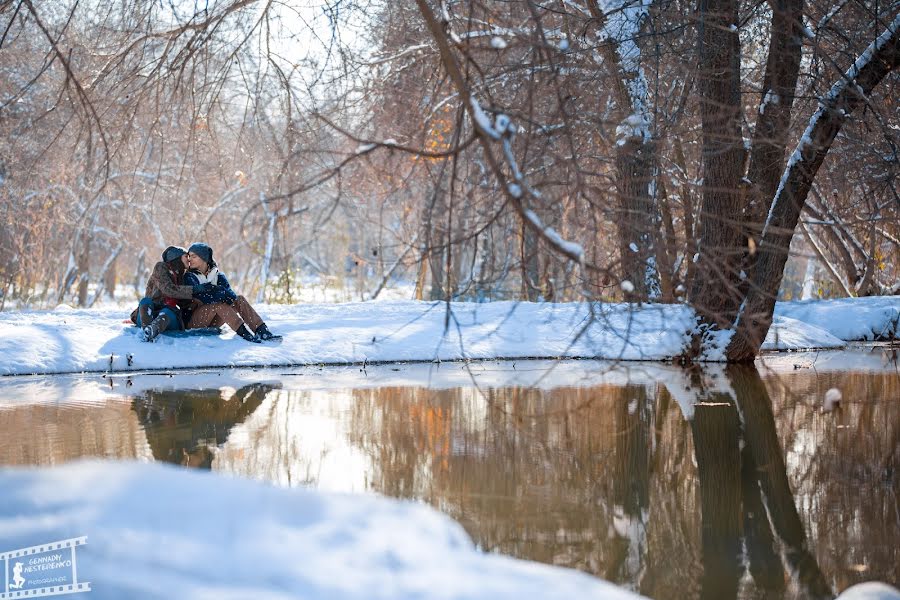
{"left": 0, "top": 360, "right": 897, "bottom": 599}
{"left": 133, "top": 383, "right": 277, "bottom": 468}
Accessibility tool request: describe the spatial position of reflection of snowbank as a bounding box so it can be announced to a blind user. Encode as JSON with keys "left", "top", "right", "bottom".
{"left": 0, "top": 297, "right": 897, "bottom": 375}
{"left": 0, "top": 347, "right": 894, "bottom": 412}
{"left": 0, "top": 460, "right": 644, "bottom": 600}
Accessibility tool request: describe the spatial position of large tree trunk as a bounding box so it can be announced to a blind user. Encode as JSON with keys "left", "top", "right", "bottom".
{"left": 587, "top": 0, "right": 660, "bottom": 302}
{"left": 616, "top": 139, "right": 658, "bottom": 300}
{"left": 688, "top": 0, "right": 746, "bottom": 326}
{"left": 743, "top": 0, "right": 805, "bottom": 230}
{"left": 727, "top": 16, "right": 900, "bottom": 360}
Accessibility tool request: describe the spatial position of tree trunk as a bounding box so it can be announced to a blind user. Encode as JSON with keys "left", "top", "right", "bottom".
{"left": 616, "top": 139, "right": 658, "bottom": 300}
{"left": 688, "top": 0, "right": 746, "bottom": 326}
{"left": 743, "top": 0, "right": 805, "bottom": 231}
{"left": 673, "top": 138, "right": 698, "bottom": 289}
{"left": 655, "top": 176, "right": 677, "bottom": 302}
{"left": 586, "top": 0, "right": 660, "bottom": 302}
{"left": 727, "top": 17, "right": 900, "bottom": 360}
{"left": 77, "top": 233, "right": 90, "bottom": 307}
{"left": 520, "top": 221, "right": 540, "bottom": 301}
{"left": 429, "top": 242, "right": 445, "bottom": 301}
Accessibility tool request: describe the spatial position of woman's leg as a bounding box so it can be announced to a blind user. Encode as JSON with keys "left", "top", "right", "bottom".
{"left": 232, "top": 296, "right": 263, "bottom": 332}
{"left": 188, "top": 303, "right": 244, "bottom": 332}
{"left": 137, "top": 298, "right": 155, "bottom": 327}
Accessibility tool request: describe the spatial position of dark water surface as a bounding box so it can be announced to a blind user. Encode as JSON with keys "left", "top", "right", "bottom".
{"left": 1, "top": 349, "right": 898, "bottom": 599}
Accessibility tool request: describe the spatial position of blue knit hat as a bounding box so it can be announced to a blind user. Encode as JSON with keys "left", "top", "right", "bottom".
{"left": 162, "top": 246, "right": 186, "bottom": 264}
{"left": 188, "top": 242, "right": 214, "bottom": 267}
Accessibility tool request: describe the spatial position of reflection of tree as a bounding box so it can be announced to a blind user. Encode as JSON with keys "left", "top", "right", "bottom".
{"left": 0, "top": 399, "right": 149, "bottom": 465}
{"left": 688, "top": 365, "right": 832, "bottom": 600}
{"left": 730, "top": 366, "right": 831, "bottom": 599}
{"left": 336, "top": 365, "right": 895, "bottom": 598}
{"left": 133, "top": 383, "right": 275, "bottom": 469}
{"left": 689, "top": 389, "right": 742, "bottom": 600}
{"left": 606, "top": 386, "right": 651, "bottom": 585}
{"left": 347, "top": 383, "right": 693, "bottom": 588}
{"left": 349, "top": 386, "right": 457, "bottom": 499}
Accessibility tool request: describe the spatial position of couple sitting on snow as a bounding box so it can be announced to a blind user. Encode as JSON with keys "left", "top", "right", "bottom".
{"left": 131, "top": 243, "right": 280, "bottom": 344}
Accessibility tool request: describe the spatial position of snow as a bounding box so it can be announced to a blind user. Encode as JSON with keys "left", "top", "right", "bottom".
{"left": 759, "top": 90, "right": 780, "bottom": 114}
{"left": 490, "top": 36, "right": 507, "bottom": 49}
{"left": 775, "top": 296, "right": 899, "bottom": 341}
{"left": 615, "top": 113, "right": 651, "bottom": 146}
{"left": 823, "top": 387, "right": 842, "bottom": 412}
{"left": 0, "top": 301, "right": 691, "bottom": 375}
{"left": 469, "top": 97, "right": 500, "bottom": 140}
{"left": 0, "top": 297, "right": 895, "bottom": 375}
{"left": 0, "top": 297, "right": 900, "bottom": 375}
{"left": 761, "top": 315, "right": 844, "bottom": 350}
{"left": 836, "top": 583, "right": 900, "bottom": 600}
{"left": 523, "top": 210, "right": 584, "bottom": 259}
{"left": 0, "top": 460, "right": 645, "bottom": 600}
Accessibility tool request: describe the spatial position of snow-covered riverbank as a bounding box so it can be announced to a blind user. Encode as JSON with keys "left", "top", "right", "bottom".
{"left": 0, "top": 297, "right": 896, "bottom": 375}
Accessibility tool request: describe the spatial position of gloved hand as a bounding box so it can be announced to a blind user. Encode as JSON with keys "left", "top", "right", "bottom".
{"left": 192, "top": 282, "right": 216, "bottom": 294}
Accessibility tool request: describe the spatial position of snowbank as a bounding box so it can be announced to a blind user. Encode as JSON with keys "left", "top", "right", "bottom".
{"left": 0, "top": 460, "right": 645, "bottom": 600}
{"left": 0, "top": 297, "right": 896, "bottom": 375}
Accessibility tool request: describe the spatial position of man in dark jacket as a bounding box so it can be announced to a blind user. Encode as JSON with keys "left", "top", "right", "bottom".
{"left": 183, "top": 242, "right": 281, "bottom": 343}
{"left": 132, "top": 246, "right": 212, "bottom": 342}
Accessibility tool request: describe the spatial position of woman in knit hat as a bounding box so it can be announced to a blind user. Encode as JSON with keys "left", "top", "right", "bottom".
{"left": 183, "top": 242, "right": 281, "bottom": 343}
{"left": 133, "top": 246, "right": 211, "bottom": 342}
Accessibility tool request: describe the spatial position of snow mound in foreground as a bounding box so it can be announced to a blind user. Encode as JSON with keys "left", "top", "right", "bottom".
{"left": 836, "top": 582, "right": 900, "bottom": 600}
{"left": 0, "top": 460, "right": 645, "bottom": 600}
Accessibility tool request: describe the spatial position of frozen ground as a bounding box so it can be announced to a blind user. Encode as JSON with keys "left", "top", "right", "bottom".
{"left": 0, "top": 297, "right": 896, "bottom": 375}
{"left": 0, "top": 460, "right": 645, "bottom": 600}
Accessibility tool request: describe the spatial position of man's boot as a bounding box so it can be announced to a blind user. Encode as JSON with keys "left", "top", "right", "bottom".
{"left": 255, "top": 323, "right": 282, "bottom": 341}
{"left": 236, "top": 324, "right": 261, "bottom": 343}
{"left": 142, "top": 313, "right": 170, "bottom": 342}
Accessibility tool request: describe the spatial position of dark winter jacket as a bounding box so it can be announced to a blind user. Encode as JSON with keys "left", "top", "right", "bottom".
{"left": 184, "top": 267, "right": 238, "bottom": 305}
{"left": 130, "top": 261, "right": 195, "bottom": 327}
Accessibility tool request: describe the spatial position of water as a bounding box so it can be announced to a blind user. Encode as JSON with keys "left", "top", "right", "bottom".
{"left": 1, "top": 348, "right": 897, "bottom": 599}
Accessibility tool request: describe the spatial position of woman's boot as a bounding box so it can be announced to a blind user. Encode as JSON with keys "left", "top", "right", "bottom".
{"left": 142, "top": 313, "right": 170, "bottom": 342}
